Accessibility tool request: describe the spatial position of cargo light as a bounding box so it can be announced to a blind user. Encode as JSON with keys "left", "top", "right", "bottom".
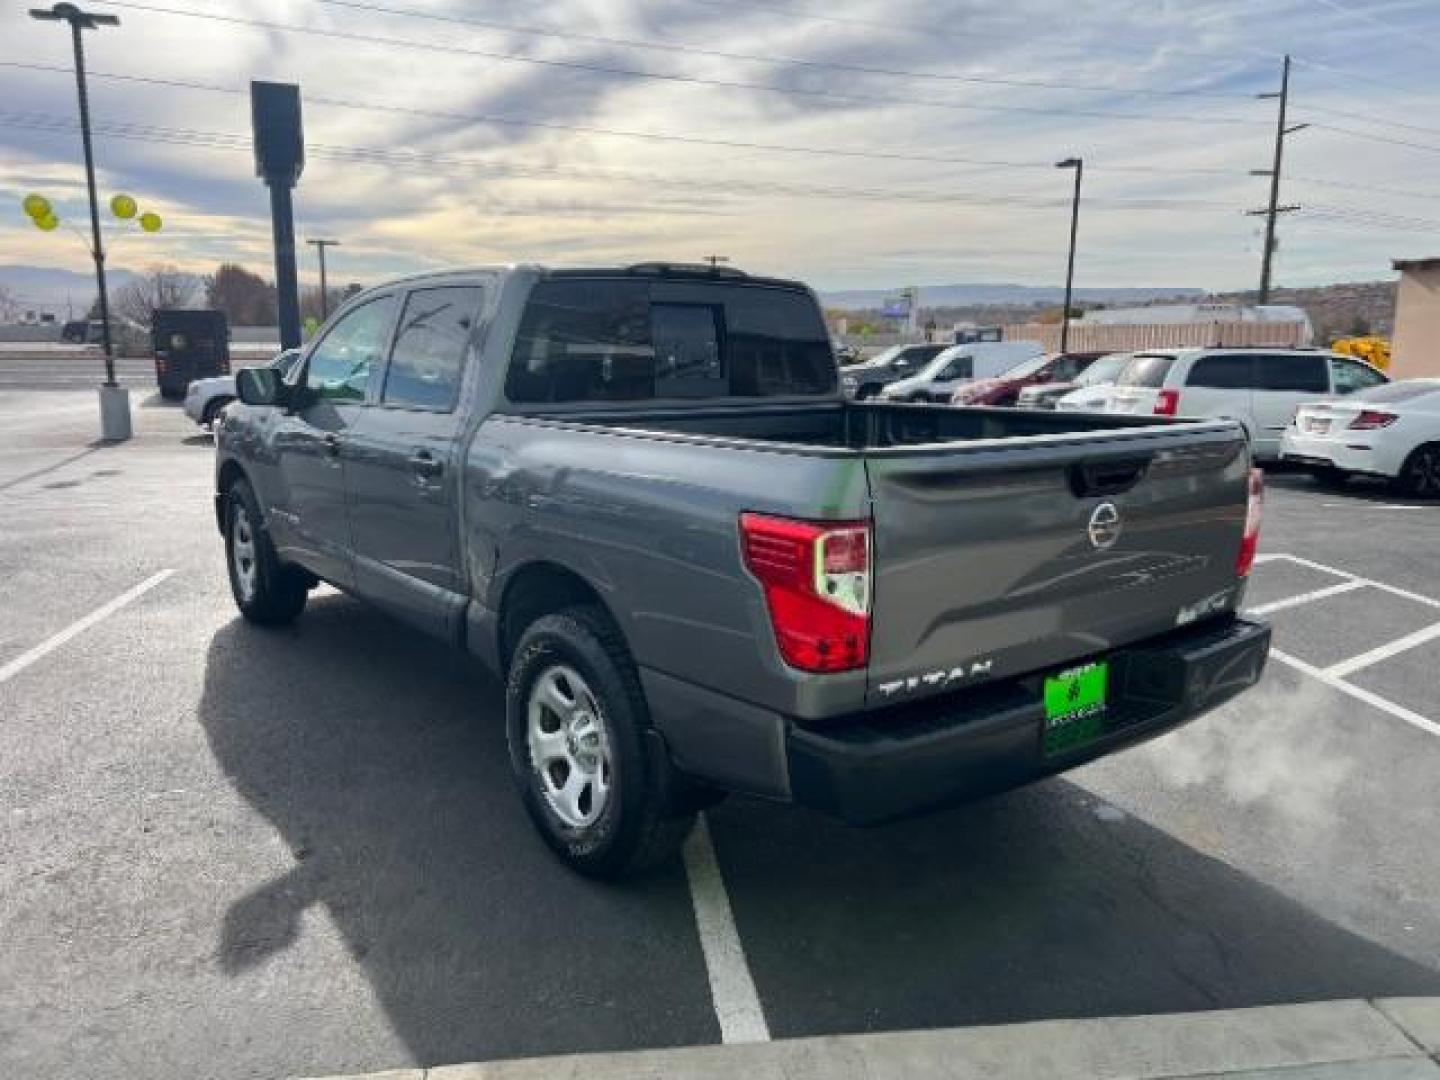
{"left": 740, "top": 513, "right": 871, "bottom": 672}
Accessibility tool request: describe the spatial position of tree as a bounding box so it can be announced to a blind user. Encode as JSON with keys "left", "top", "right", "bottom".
{"left": 205, "top": 263, "right": 278, "bottom": 326}
{"left": 111, "top": 264, "right": 200, "bottom": 329}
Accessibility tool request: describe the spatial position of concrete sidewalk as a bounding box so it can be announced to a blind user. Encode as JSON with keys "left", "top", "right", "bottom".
{"left": 303, "top": 998, "right": 1440, "bottom": 1080}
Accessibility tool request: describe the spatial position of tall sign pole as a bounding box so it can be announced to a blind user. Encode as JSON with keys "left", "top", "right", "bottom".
{"left": 29, "top": 3, "right": 129, "bottom": 439}
{"left": 251, "top": 81, "right": 305, "bottom": 349}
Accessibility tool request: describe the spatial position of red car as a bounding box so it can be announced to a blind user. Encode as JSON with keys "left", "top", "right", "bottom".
{"left": 949, "top": 351, "right": 1107, "bottom": 407}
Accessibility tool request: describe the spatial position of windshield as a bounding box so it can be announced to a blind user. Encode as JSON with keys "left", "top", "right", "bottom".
{"left": 997, "top": 355, "right": 1051, "bottom": 381}
{"left": 1075, "top": 353, "right": 1131, "bottom": 387}
{"left": 863, "top": 345, "right": 906, "bottom": 368}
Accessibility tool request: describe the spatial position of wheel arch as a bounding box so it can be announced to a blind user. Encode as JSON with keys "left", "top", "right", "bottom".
{"left": 496, "top": 561, "right": 625, "bottom": 672}
{"left": 214, "top": 458, "right": 249, "bottom": 533}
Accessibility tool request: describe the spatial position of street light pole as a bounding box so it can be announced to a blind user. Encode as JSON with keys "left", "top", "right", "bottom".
{"left": 1056, "top": 157, "right": 1083, "bottom": 356}
{"left": 31, "top": 3, "right": 119, "bottom": 384}
{"left": 306, "top": 238, "right": 339, "bottom": 321}
{"left": 30, "top": 2, "right": 128, "bottom": 439}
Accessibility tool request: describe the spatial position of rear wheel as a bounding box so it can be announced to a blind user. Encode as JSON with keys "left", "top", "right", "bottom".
{"left": 1398, "top": 444, "right": 1440, "bottom": 498}
{"left": 506, "top": 606, "right": 696, "bottom": 879}
{"left": 224, "top": 479, "right": 309, "bottom": 625}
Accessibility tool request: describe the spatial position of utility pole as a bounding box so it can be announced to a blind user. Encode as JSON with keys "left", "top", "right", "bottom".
{"left": 1250, "top": 54, "right": 1308, "bottom": 305}
{"left": 1056, "top": 157, "right": 1083, "bottom": 355}
{"left": 306, "top": 238, "right": 340, "bottom": 320}
{"left": 30, "top": 2, "right": 127, "bottom": 439}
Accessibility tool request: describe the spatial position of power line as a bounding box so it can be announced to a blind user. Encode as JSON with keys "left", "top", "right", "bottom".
{"left": 1307, "top": 121, "right": 1440, "bottom": 155}
{"left": 1302, "top": 102, "right": 1440, "bottom": 140}
{"left": 0, "top": 59, "right": 1258, "bottom": 179}
{"left": 0, "top": 110, "right": 1253, "bottom": 214}
{"left": 97, "top": 2, "right": 1268, "bottom": 127}
{"left": 305, "top": 0, "right": 1257, "bottom": 101}
{"left": 1289, "top": 173, "right": 1440, "bottom": 204}
{"left": 1306, "top": 0, "right": 1440, "bottom": 60}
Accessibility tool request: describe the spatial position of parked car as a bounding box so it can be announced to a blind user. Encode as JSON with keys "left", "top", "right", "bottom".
{"left": 879, "top": 341, "right": 1045, "bottom": 403}
{"left": 839, "top": 342, "right": 948, "bottom": 398}
{"left": 153, "top": 309, "right": 231, "bottom": 399}
{"left": 831, "top": 339, "right": 861, "bottom": 365}
{"left": 216, "top": 263, "right": 1270, "bottom": 878}
{"left": 184, "top": 349, "right": 301, "bottom": 427}
{"left": 1079, "top": 347, "right": 1388, "bottom": 461}
{"left": 1282, "top": 379, "right": 1440, "bottom": 496}
{"left": 950, "top": 351, "right": 1108, "bottom": 407}
{"left": 1021, "top": 352, "right": 1134, "bottom": 410}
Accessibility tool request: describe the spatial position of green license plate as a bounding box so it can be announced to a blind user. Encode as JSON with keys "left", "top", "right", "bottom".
{"left": 1042, "top": 660, "right": 1109, "bottom": 757}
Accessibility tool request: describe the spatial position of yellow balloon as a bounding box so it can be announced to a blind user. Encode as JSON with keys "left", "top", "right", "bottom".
{"left": 23, "top": 193, "right": 51, "bottom": 219}
{"left": 35, "top": 213, "right": 59, "bottom": 232}
{"left": 110, "top": 193, "right": 137, "bottom": 219}
{"left": 139, "top": 211, "right": 162, "bottom": 233}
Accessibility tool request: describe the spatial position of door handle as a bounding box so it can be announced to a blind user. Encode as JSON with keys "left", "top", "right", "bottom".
{"left": 409, "top": 450, "right": 444, "bottom": 479}
{"left": 322, "top": 432, "right": 342, "bottom": 457}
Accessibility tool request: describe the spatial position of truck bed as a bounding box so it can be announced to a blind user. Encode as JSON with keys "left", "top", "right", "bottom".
{"left": 593, "top": 400, "right": 1189, "bottom": 451}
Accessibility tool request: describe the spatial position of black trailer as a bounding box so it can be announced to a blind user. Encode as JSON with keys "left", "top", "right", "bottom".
{"left": 152, "top": 310, "right": 230, "bottom": 399}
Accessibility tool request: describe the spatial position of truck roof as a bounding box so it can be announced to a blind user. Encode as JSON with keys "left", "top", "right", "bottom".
{"left": 358, "top": 263, "right": 811, "bottom": 292}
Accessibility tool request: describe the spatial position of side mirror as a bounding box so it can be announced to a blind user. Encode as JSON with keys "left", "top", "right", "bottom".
{"left": 237, "top": 366, "right": 285, "bottom": 407}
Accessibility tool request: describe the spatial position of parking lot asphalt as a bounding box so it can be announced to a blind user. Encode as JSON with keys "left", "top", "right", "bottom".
{"left": 3, "top": 390, "right": 1440, "bottom": 1080}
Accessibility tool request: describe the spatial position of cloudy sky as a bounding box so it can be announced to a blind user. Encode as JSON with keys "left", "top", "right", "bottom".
{"left": 2, "top": 0, "right": 1438, "bottom": 294}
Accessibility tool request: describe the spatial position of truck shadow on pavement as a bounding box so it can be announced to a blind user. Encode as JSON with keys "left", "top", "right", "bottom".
{"left": 199, "top": 594, "right": 1440, "bottom": 1068}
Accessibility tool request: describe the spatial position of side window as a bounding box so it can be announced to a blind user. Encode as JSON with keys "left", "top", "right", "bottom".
{"left": 1186, "top": 353, "right": 1255, "bottom": 389}
{"left": 1255, "top": 354, "right": 1328, "bottom": 393}
{"left": 1331, "top": 357, "right": 1387, "bottom": 395}
{"left": 938, "top": 356, "right": 972, "bottom": 380}
{"left": 305, "top": 296, "right": 396, "bottom": 403}
{"left": 383, "top": 286, "right": 483, "bottom": 411}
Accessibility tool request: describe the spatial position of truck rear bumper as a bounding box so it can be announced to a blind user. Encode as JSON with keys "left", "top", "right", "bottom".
{"left": 787, "top": 616, "right": 1270, "bottom": 824}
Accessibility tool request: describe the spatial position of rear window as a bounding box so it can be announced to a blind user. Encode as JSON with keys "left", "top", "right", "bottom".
{"left": 1353, "top": 381, "right": 1440, "bottom": 404}
{"left": 1254, "top": 354, "right": 1328, "bottom": 393}
{"left": 1117, "top": 354, "right": 1175, "bottom": 388}
{"left": 506, "top": 278, "right": 836, "bottom": 403}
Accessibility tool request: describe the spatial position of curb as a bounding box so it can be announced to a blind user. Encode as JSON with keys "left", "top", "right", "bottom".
{"left": 298, "top": 997, "right": 1440, "bottom": 1080}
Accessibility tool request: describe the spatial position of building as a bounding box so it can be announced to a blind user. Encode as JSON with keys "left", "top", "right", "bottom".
{"left": 1391, "top": 258, "right": 1440, "bottom": 379}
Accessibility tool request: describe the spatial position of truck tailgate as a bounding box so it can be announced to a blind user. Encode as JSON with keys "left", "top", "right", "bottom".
{"left": 864, "top": 423, "right": 1250, "bottom": 707}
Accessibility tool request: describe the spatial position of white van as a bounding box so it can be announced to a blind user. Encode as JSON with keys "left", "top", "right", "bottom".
{"left": 1083, "top": 347, "right": 1389, "bottom": 460}
{"left": 879, "top": 341, "right": 1044, "bottom": 403}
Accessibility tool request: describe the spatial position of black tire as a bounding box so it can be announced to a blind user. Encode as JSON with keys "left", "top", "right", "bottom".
{"left": 201, "top": 396, "right": 234, "bottom": 427}
{"left": 1312, "top": 466, "right": 1351, "bottom": 489}
{"left": 506, "top": 606, "right": 696, "bottom": 879}
{"left": 1397, "top": 443, "right": 1440, "bottom": 498}
{"left": 224, "top": 478, "right": 309, "bottom": 625}
{"left": 855, "top": 384, "right": 880, "bottom": 400}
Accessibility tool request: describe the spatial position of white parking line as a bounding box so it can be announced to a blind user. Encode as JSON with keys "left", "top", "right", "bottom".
{"left": 682, "top": 814, "right": 770, "bottom": 1044}
{"left": 1245, "top": 579, "right": 1365, "bottom": 617}
{"left": 0, "top": 570, "right": 176, "bottom": 685}
{"left": 1269, "top": 648, "right": 1440, "bottom": 740}
{"left": 1325, "top": 621, "right": 1440, "bottom": 680}
{"left": 1269, "top": 553, "right": 1440, "bottom": 612}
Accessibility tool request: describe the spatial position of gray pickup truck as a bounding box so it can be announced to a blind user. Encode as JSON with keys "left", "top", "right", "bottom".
{"left": 216, "top": 263, "right": 1270, "bottom": 879}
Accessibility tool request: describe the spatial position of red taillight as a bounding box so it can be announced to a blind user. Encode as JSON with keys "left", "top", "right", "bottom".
{"left": 1348, "top": 410, "right": 1397, "bottom": 430}
{"left": 1236, "top": 468, "right": 1264, "bottom": 578}
{"left": 740, "top": 513, "right": 871, "bottom": 673}
{"left": 1154, "top": 389, "right": 1180, "bottom": 416}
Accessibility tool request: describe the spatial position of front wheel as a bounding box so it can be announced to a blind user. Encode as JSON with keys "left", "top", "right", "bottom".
{"left": 1398, "top": 444, "right": 1440, "bottom": 498}
{"left": 506, "top": 606, "right": 695, "bottom": 879}
{"left": 224, "top": 479, "right": 309, "bottom": 625}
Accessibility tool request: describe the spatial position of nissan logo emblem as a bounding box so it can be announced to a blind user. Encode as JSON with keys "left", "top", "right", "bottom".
{"left": 1088, "top": 502, "right": 1122, "bottom": 550}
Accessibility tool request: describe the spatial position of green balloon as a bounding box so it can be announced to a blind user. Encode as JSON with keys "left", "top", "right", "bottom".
{"left": 139, "top": 211, "right": 162, "bottom": 233}
{"left": 23, "top": 193, "right": 51, "bottom": 219}
{"left": 110, "top": 193, "right": 137, "bottom": 219}
{"left": 35, "top": 212, "right": 59, "bottom": 232}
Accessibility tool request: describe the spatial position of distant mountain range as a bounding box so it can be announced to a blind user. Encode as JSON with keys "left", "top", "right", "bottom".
{"left": 820, "top": 283, "right": 1205, "bottom": 309}
{"left": 0, "top": 264, "right": 141, "bottom": 315}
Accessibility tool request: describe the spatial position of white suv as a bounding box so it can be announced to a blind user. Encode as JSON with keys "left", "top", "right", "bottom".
{"left": 1084, "top": 348, "right": 1388, "bottom": 460}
